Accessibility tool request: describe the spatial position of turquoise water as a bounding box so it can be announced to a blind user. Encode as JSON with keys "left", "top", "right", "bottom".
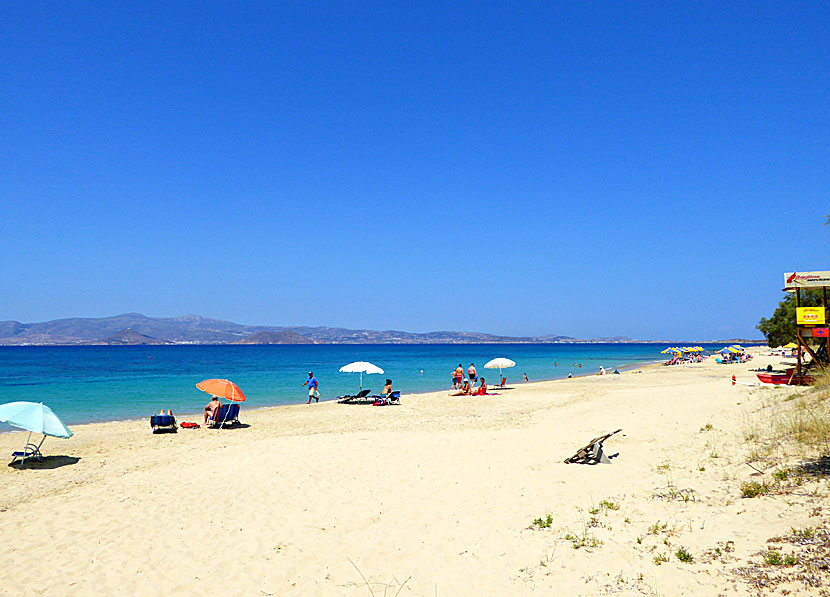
{"left": 0, "top": 344, "right": 722, "bottom": 426}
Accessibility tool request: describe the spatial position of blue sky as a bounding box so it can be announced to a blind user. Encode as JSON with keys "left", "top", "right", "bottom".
{"left": 1, "top": 3, "right": 828, "bottom": 340}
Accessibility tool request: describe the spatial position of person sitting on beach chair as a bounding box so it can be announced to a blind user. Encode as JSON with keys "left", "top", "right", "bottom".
{"left": 204, "top": 396, "right": 221, "bottom": 425}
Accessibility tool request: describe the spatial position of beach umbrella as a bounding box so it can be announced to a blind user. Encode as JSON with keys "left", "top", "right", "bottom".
{"left": 0, "top": 401, "right": 73, "bottom": 465}
{"left": 783, "top": 342, "right": 797, "bottom": 349}
{"left": 339, "top": 361, "right": 384, "bottom": 391}
{"left": 484, "top": 357, "right": 516, "bottom": 382}
{"left": 196, "top": 379, "right": 247, "bottom": 402}
{"left": 660, "top": 347, "right": 676, "bottom": 354}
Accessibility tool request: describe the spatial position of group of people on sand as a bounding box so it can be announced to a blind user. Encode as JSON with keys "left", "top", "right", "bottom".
{"left": 301, "top": 371, "right": 396, "bottom": 405}
{"left": 449, "top": 363, "right": 488, "bottom": 396}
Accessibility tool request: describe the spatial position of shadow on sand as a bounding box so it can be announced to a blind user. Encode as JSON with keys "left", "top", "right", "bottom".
{"left": 8, "top": 455, "right": 81, "bottom": 470}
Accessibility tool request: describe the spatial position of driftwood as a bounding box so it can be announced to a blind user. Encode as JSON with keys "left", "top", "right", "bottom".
{"left": 564, "top": 429, "right": 622, "bottom": 464}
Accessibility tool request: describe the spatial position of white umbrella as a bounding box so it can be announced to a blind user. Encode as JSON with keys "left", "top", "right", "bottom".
{"left": 0, "top": 401, "right": 73, "bottom": 465}
{"left": 484, "top": 358, "right": 516, "bottom": 382}
{"left": 339, "top": 361, "right": 384, "bottom": 391}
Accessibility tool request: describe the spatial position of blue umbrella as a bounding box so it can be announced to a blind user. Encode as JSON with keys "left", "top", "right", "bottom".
{"left": 0, "top": 402, "right": 73, "bottom": 465}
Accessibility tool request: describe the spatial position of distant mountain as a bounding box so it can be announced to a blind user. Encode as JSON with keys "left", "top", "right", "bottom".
{"left": 95, "top": 328, "right": 170, "bottom": 345}
{"left": 233, "top": 331, "right": 314, "bottom": 345}
{"left": 0, "top": 313, "right": 654, "bottom": 345}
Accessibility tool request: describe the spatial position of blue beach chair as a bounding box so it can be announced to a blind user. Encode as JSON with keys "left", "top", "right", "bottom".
{"left": 11, "top": 435, "right": 46, "bottom": 465}
{"left": 209, "top": 403, "right": 241, "bottom": 428}
{"left": 150, "top": 414, "right": 177, "bottom": 433}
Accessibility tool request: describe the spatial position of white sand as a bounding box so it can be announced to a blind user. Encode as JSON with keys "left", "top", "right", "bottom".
{"left": 1, "top": 349, "right": 827, "bottom": 595}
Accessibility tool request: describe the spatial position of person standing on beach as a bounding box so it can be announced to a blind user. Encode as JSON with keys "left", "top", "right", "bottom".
{"left": 468, "top": 363, "right": 477, "bottom": 384}
{"left": 455, "top": 364, "right": 464, "bottom": 388}
{"left": 303, "top": 371, "right": 319, "bottom": 404}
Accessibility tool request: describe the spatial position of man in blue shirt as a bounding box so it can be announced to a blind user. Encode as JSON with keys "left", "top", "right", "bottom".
{"left": 303, "top": 372, "right": 319, "bottom": 404}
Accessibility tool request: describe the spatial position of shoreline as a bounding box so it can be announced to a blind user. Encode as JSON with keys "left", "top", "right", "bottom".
{"left": 0, "top": 356, "right": 670, "bottom": 431}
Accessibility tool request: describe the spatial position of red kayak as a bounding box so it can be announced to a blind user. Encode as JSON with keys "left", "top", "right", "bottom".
{"left": 756, "top": 369, "right": 815, "bottom": 385}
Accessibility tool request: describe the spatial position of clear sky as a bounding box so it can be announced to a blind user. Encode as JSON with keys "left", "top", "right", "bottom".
{"left": 1, "top": 3, "right": 828, "bottom": 340}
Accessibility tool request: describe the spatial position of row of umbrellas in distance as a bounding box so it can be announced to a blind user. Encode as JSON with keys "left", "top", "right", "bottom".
{"left": 660, "top": 346, "right": 707, "bottom": 355}
{"left": 661, "top": 345, "right": 747, "bottom": 355}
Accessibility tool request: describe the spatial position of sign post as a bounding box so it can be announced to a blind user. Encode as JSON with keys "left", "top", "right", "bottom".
{"left": 783, "top": 271, "right": 830, "bottom": 380}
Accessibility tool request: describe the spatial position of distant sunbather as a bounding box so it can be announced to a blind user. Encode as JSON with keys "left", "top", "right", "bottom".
{"left": 159, "top": 409, "right": 174, "bottom": 416}
{"left": 474, "top": 378, "right": 487, "bottom": 395}
{"left": 204, "top": 396, "right": 221, "bottom": 425}
{"left": 449, "top": 380, "right": 471, "bottom": 396}
{"left": 381, "top": 379, "right": 393, "bottom": 399}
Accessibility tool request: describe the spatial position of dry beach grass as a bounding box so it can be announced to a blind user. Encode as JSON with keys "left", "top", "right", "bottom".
{"left": 0, "top": 350, "right": 828, "bottom": 595}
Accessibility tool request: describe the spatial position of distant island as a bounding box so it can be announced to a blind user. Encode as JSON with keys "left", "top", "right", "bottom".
{"left": 0, "top": 313, "right": 764, "bottom": 346}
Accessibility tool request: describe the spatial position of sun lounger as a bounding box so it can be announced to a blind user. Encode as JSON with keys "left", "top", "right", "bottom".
{"left": 150, "top": 414, "right": 177, "bottom": 433}
{"left": 208, "top": 403, "right": 241, "bottom": 428}
{"left": 493, "top": 377, "right": 507, "bottom": 388}
{"left": 337, "top": 389, "right": 371, "bottom": 404}
{"left": 372, "top": 391, "right": 401, "bottom": 406}
{"left": 11, "top": 435, "right": 46, "bottom": 466}
{"left": 564, "top": 429, "right": 622, "bottom": 464}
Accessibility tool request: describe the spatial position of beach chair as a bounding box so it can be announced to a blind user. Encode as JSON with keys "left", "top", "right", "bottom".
{"left": 564, "top": 429, "right": 622, "bottom": 464}
{"left": 150, "top": 414, "right": 177, "bottom": 433}
{"left": 493, "top": 377, "right": 507, "bottom": 389}
{"left": 208, "top": 404, "right": 241, "bottom": 428}
{"left": 337, "top": 389, "right": 371, "bottom": 404}
{"left": 371, "top": 391, "right": 401, "bottom": 406}
{"left": 11, "top": 435, "right": 46, "bottom": 466}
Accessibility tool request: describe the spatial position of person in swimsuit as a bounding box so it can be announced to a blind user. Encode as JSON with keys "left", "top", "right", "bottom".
{"left": 468, "top": 363, "right": 477, "bottom": 383}
{"left": 474, "top": 378, "right": 487, "bottom": 395}
{"left": 381, "top": 379, "right": 393, "bottom": 399}
{"left": 449, "top": 379, "right": 471, "bottom": 396}
{"left": 455, "top": 364, "right": 464, "bottom": 387}
{"left": 204, "top": 396, "right": 221, "bottom": 425}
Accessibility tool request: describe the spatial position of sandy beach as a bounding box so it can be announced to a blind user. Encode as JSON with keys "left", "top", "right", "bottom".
{"left": 1, "top": 349, "right": 828, "bottom": 596}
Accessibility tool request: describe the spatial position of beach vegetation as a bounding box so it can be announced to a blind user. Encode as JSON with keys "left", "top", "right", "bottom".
{"left": 772, "top": 468, "right": 790, "bottom": 481}
{"left": 778, "top": 370, "right": 830, "bottom": 456}
{"left": 648, "top": 521, "right": 668, "bottom": 535}
{"left": 563, "top": 530, "right": 602, "bottom": 550}
{"left": 762, "top": 550, "right": 797, "bottom": 567}
{"left": 790, "top": 527, "right": 814, "bottom": 540}
{"left": 757, "top": 290, "right": 823, "bottom": 347}
{"left": 740, "top": 480, "right": 773, "bottom": 498}
{"left": 531, "top": 513, "right": 553, "bottom": 529}
{"left": 346, "top": 558, "right": 411, "bottom": 597}
{"left": 699, "top": 423, "right": 713, "bottom": 432}
{"left": 653, "top": 553, "right": 669, "bottom": 565}
{"left": 675, "top": 546, "right": 693, "bottom": 563}
{"left": 598, "top": 499, "right": 619, "bottom": 511}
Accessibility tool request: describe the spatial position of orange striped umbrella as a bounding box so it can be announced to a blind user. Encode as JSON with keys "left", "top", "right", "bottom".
{"left": 196, "top": 379, "right": 247, "bottom": 402}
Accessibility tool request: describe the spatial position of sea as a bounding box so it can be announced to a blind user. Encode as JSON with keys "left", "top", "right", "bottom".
{"left": 0, "top": 343, "right": 725, "bottom": 426}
